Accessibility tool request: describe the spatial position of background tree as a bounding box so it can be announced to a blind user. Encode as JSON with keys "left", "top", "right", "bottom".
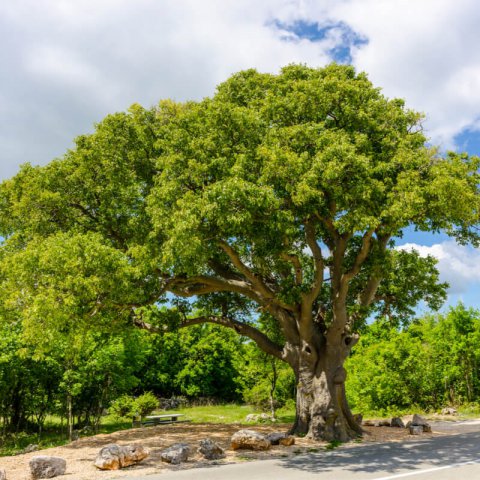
{"left": 0, "top": 64, "right": 478, "bottom": 441}
{"left": 346, "top": 304, "right": 480, "bottom": 413}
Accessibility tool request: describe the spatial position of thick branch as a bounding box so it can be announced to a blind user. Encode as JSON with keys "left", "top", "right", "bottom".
{"left": 343, "top": 228, "right": 375, "bottom": 281}
{"left": 182, "top": 315, "right": 284, "bottom": 360}
{"left": 357, "top": 234, "right": 391, "bottom": 308}
{"left": 168, "top": 275, "right": 262, "bottom": 302}
{"left": 218, "top": 240, "right": 274, "bottom": 297}
{"left": 302, "top": 220, "right": 324, "bottom": 307}
{"left": 218, "top": 240, "right": 295, "bottom": 312}
{"left": 280, "top": 253, "right": 303, "bottom": 285}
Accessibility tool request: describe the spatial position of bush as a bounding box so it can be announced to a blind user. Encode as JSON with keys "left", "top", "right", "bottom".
{"left": 109, "top": 392, "right": 158, "bottom": 419}
{"left": 133, "top": 392, "right": 158, "bottom": 417}
{"left": 109, "top": 395, "right": 135, "bottom": 418}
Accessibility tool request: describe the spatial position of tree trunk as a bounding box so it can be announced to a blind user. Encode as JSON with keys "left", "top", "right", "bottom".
{"left": 67, "top": 394, "right": 73, "bottom": 441}
{"left": 289, "top": 343, "right": 362, "bottom": 442}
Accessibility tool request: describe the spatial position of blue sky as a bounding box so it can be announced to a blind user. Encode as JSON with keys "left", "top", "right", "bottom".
{"left": 0, "top": 0, "right": 479, "bottom": 312}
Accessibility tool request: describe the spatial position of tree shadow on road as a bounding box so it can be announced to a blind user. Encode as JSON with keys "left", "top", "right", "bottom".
{"left": 279, "top": 432, "right": 480, "bottom": 475}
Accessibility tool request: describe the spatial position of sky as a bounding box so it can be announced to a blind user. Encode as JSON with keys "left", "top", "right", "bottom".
{"left": 0, "top": 0, "right": 479, "bottom": 312}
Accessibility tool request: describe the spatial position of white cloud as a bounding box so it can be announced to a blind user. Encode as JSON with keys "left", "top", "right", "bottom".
{"left": 397, "top": 241, "right": 480, "bottom": 295}
{"left": 1, "top": 0, "right": 480, "bottom": 179}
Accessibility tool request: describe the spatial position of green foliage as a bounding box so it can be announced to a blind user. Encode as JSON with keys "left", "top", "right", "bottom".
{"left": 132, "top": 392, "right": 158, "bottom": 417}
{"left": 109, "top": 395, "right": 136, "bottom": 419}
{"left": 0, "top": 63, "right": 478, "bottom": 440}
{"left": 346, "top": 304, "right": 480, "bottom": 414}
{"left": 240, "top": 342, "right": 295, "bottom": 411}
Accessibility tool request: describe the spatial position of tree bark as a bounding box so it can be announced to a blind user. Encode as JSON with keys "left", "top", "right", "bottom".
{"left": 288, "top": 339, "right": 362, "bottom": 441}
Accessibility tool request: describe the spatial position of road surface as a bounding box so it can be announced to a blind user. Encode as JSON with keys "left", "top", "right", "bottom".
{"left": 127, "top": 420, "right": 480, "bottom": 480}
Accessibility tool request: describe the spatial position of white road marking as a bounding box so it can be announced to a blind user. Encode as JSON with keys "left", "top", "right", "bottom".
{"left": 373, "top": 459, "right": 480, "bottom": 480}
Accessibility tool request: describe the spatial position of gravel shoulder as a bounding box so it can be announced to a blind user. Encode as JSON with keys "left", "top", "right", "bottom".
{"left": 0, "top": 422, "right": 444, "bottom": 480}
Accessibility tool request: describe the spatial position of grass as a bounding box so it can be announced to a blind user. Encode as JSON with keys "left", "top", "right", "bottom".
{"left": 172, "top": 404, "right": 295, "bottom": 424}
{"left": 0, "top": 404, "right": 296, "bottom": 457}
{"left": 0, "top": 416, "right": 132, "bottom": 457}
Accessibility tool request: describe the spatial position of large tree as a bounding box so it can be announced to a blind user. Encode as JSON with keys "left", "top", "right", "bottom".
{"left": 0, "top": 64, "right": 478, "bottom": 441}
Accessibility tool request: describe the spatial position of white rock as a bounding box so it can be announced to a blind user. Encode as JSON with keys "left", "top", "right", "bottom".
{"left": 94, "top": 444, "right": 149, "bottom": 470}
{"left": 231, "top": 430, "right": 271, "bottom": 451}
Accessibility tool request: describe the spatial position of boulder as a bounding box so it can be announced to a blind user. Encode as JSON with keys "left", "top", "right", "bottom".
{"left": 0, "top": 469, "right": 6, "bottom": 480}
{"left": 94, "top": 444, "right": 149, "bottom": 470}
{"left": 160, "top": 443, "right": 190, "bottom": 464}
{"left": 266, "top": 432, "right": 295, "bottom": 446}
{"left": 231, "top": 430, "right": 271, "bottom": 451}
{"left": 390, "top": 417, "right": 405, "bottom": 428}
{"left": 409, "top": 425, "right": 423, "bottom": 435}
{"left": 29, "top": 456, "right": 66, "bottom": 479}
{"left": 197, "top": 439, "right": 225, "bottom": 460}
{"left": 402, "top": 414, "right": 429, "bottom": 428}
{"left": 362, "top": 419, "right": 375, "bottom": 427}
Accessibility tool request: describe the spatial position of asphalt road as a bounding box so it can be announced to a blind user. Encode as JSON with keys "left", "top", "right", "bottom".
{"left": 128, "top": 421, "right": 480, "bottom": 480}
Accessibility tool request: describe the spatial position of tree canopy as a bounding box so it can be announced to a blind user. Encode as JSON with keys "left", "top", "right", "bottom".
{"left": 0, "top": 64, "right": 478, "bottom": 441}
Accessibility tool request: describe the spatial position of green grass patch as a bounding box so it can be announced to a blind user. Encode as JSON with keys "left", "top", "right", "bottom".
{"left": 0, "top": 404, "right": 296, "bottom": 457}
{"left": 166, "top": 404, "right": 296, "bottom": 424}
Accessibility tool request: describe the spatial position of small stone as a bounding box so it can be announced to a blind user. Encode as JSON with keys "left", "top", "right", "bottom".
{"left": 377, "top": 420, "right": 391, "bottom": 427}
{"left": 198, "top": 439, "right": 225, "bottom": 460}
{"left": 160, "top": 443, "right": 190, "bottom": 464}
{"left": 231, "top": 430, "right": 271, "bottom": 451}
{"left": 266, "top": 432, "right": 295, "bottom": 446}
{"left": 352, "top": 414, "right": 363, "bottom": 425}
{"left": 441, "top": 407, "right": 457, "bottom": 416}
{"left": 245, "top": 413, "right": 273, "bottom": 423}
{"left": 279, "top": 436, "right": 295, "bottom": 446}
{"left": 422, "top": 424, "right": 432, "bottom": 433}
{"left": 390, "top": 417, "right": 405, "bottom": 428}
{"left": 29, "top": 456, "right": 66, "bottom": 479}
{"left": 409, "top": 425, "right": 423, "bottom": 435}
{"left": 24, "top": 444, "right": 39, "bottom": 454}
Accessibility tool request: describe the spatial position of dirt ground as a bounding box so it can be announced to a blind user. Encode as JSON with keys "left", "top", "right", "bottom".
{"left": 0, "top": 422, "right": 437, "bottom": 480}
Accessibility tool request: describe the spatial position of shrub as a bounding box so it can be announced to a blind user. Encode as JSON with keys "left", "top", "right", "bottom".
{"left": 109, "top": 395, "right": 135, "bottom": 418}
{"left": 133, "top": 392, "right": 158, "bottom": 417}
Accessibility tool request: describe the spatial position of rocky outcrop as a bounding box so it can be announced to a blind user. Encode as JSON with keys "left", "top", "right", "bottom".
{"left": 266, "top": 432, "right": 295, "bottom": 446}
{"left": 160, "top": 443, "right": 190, "bottom": 464}
{"left": 231, "top": 430, "right": 271, "bottom": 451}
{"left": 29, "top": 456, "right": 66, "bottom": 479}
{"left": 197, "top": 439, "right": 225, "bottom": 460}
{"left": 94, "top": 444, "right": 149, "bottom": 470}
